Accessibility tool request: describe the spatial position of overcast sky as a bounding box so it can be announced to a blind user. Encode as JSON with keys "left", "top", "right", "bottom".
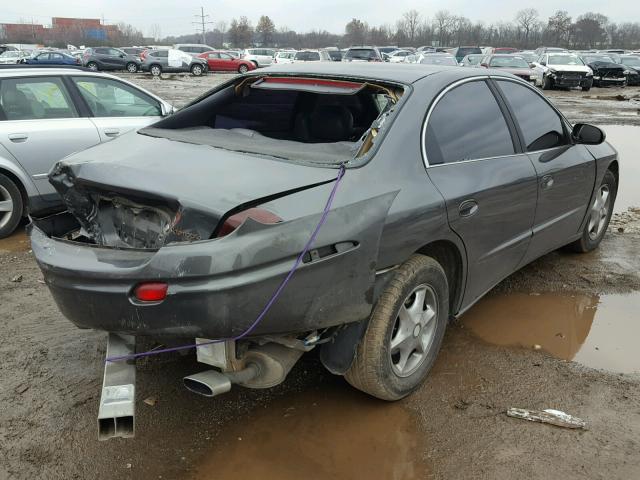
{"left": 2, "top": 1, "right": 639, "bottom": 38}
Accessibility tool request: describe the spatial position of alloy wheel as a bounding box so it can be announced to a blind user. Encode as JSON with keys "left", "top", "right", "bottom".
{"left": 389, "top": 284, "right": 438, "bottom": 377}
{"left": 0, "top": 184, "right": 14, "bottom": 230}
{"left": 588, "top": 185, "right": 611, "bottom": 240}
{"left": 127, "top": 63, "right": 137, "bottom": 73}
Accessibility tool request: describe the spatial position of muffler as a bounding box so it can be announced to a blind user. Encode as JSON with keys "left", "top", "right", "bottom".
{"left": 184, "top": 341, "right": 304, "bottom": 397}
{"left": 97, "top": 333, "right": 136, "bottom": 440}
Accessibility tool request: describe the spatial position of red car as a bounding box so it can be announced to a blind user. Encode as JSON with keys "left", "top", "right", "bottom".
{"left": 198, "top": 51, "right": 256, "bottom": 73}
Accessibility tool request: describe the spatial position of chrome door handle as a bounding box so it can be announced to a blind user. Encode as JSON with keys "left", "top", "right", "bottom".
{"left": 104, "top": 128, "right": 120, "bottom": 137}
{"left": 458, "top": 199, "right": 479, "bottom": 217}
{"left": 8, "top": 133, "right": 28, "bottom": 142}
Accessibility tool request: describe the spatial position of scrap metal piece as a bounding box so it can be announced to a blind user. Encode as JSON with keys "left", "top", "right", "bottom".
{"left": 506, "top": 408, "right": 587, "bottom": 429}
{"left": 98, "top": 334, "right": 136, "bottom": 440}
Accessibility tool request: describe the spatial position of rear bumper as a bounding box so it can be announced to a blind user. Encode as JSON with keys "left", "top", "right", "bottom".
{"left": 29, "top": 193, "right": 392, "bottom": 338}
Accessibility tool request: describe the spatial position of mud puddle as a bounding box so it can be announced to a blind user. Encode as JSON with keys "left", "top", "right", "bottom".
{"left": 0, "top": 229, "right": 29, "bottom": 253}
{"left": 601, "top": 125, "right": 640, "bottom": 213}
{"left": 191, "top": 380, "right": 430, "bottom": 480}
{"left": 462, "top": 292, "right": 640, "bottom": 373}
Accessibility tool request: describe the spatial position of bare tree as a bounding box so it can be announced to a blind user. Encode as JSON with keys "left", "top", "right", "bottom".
{"left": 400, "top": 10, "right": 421, "bottom": 43}
{"left": 515, "top": 8, "right": 539, "bottom": 48}
{"left": 148, "top": 23, "right": 162, "bottom": 42}
{"left": 434, "top": 10, "right": 455, "bottom": 46}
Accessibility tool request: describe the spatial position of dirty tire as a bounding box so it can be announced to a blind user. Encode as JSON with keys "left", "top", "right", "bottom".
{"left": 345, "top": 254, "right": 449, "bottom": 401}
{"left": 582, "top": 86, "right": 591, "bottom": 92}
{"left": 569, "top": 169, "right": 617, "bottom": 253}
{"left": 0, "top": 173, "right": 23, "bottom": 239}
{"left": 542, "top": 75, "right": 552, "bottom": 90}
{"left": 238, "top": 64, "right": 248, "bottom": 74}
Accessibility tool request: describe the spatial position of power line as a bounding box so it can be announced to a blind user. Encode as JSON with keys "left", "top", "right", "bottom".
{"left": 192, "top": 6, "right": 213, "bottom": 45}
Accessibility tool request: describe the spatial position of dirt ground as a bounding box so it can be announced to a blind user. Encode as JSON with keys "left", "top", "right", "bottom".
{"left": 1, "top": 73, "right": 639, "bottom": 480}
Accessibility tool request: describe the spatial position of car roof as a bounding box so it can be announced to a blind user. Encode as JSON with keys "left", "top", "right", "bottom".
{"left": 258, "top": 62, "right": 504, "bottom": 84}
{"left": 0, "top": 67, "right": 122, "bottom": 78}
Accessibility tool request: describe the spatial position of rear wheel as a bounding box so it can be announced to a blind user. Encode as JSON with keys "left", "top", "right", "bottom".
{"left": 126, "top": 62, "right": 138, "bottom": 73}
{"left": 86, "top": 61, "right": 98, "bottom": 71}
{"left": 569, "top": 170, "right": 617, "bottom": 253}
{"left": 150, "top": 65, "right": 162, "bottom": 76}
{"left": 345, "top": 254, "right": 449, "bottom": 400}
{"left": 238, "top": 64, "right": 249, "bottom": 74}
{"left": 0, "top": 173, "right": 23, "bottom": 239}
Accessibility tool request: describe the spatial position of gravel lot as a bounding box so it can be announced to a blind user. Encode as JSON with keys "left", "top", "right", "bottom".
{"left": 1, "top": 72, "right": 639, "bottom": 480}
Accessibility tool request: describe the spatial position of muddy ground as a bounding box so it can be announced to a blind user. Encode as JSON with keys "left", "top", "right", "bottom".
{"left": 1, "top": 73, "right": 639, "bottom": 480}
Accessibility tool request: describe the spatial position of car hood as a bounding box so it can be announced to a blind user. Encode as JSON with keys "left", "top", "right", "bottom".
{"left": 546, "top": 64, "right": 591, "bottom": 73}
{"left": 588, "top": 61, "right": 624, "bottom": 70}
{"left": 496, "top": 67, "right": 535, "bottom": 76}
{"left": 49, "top": 130, "right": 338, "bottom": 224}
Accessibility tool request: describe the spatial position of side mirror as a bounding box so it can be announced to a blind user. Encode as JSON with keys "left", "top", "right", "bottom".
{"left": 572, "top": 123, "right": 605, "bottom": 145}
{"left": 120, "top": 54, "right": 126, "bottom": 58}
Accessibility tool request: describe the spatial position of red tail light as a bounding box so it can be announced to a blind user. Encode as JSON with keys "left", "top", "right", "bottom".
{"left": 134, "top": 282, "right": 168, "bottom": 302}
{"left": 217, "top": 208, "right": 282, "bottom": 237}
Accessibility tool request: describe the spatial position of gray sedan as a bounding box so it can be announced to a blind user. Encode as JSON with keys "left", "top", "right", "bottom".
{"left": 31, "top": 64, "right": 617, "bottom": 418}
{"left": 0, "top": 67, "right": 173, "bottom": 237}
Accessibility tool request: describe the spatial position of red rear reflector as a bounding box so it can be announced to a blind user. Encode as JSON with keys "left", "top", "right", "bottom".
{"left": 134, "top": 282, "right": 168, "bottom": 302}
{"left": 217, "top": 208, "right": 282, "bottom": 238}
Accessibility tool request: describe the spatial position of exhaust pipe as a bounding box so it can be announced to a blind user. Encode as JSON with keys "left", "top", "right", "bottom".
{"left": 183, "top": 363, "right": 260, "bottom": 398}
{"left": 98, "top": 333, "right": 136, "bottom": 440}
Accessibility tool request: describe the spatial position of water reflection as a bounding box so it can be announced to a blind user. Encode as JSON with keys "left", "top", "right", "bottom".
{"left": 191, "top": 380, "right": 430, "bottom": 480}
{"left": 463, "top": 292, "right": 640, "bottom": 373}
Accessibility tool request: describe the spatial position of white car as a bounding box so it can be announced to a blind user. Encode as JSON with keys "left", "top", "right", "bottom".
{"left": 532, "top": 53, "right": 593, "bottom": 91}
{"left": 292, "top": 50, "right": 332, "bottom": 62}
{"left": 274, "top": 51, "right": 296, "bottom": 64}
{"left": 0, "top": 67, "right": 173, "bottom": 238}
{"left": 242, "top": 48, "right": 276, "bottom": 68}
{"left": 387, "top": 50, "right": 413, "bottom": 63}
{"left": 0, "top": 51, "right": 28, "bottom": 64}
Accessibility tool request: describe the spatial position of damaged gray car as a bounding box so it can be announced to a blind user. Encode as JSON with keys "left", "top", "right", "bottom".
{"left": 30, "top": 63, "right": 618, "bottom": 439}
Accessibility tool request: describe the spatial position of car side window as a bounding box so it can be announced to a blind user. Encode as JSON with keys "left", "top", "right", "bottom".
{"left": 0, "top": 77, "right": 78, "bottom": 120}
{"left": 95, "top": 48, "right": 108, "bottom": 55}
{"left": 496, "top": 80, "right": 569, "bottom": 152}
{"left": 424, "top": 80, "right": 515, "bottom": 165}
{"left": 219, "top": 53, "right": 232, "bottom": 60}
{"left": 36, "top": 53, "right": 49, "bottom": 61}
{"left": 208, "top": 53, "right": 220, "bottom": 59}
{"left": 72, "top": 77, "right": 162, "bottom": 117}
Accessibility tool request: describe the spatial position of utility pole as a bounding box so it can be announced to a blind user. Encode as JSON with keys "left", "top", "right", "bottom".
{"left": 193, "top": 7, "right": 213, "bottom": 45}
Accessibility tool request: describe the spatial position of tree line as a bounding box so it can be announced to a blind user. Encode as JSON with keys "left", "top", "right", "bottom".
{"left": 2, "top": 9, "right": 639, "bottom": 50}
{"left": 167, "top": 9, "right": 640, "bottom": 51}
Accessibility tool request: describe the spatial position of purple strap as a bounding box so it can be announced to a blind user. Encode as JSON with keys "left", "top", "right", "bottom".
{"left": 106, "top": 164, "right": 346, "bottom": 363}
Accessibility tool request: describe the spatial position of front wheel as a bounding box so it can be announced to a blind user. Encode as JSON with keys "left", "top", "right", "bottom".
{"left": 542, "top": 75, "right": 552, "bottom": 90}
{"left": 238, "top": 64, "right": 249, "bottom": 74}
{"left": 582, "top": 86, "right": 591, "bottom": 92}
{"left": 190, "top": 64, "right": 204, "bottom": 76}
{"left": 568, "top": 170, "right": 617, "bottom": 253}
{"left": 345, "top": 254, "right": 449, "bottom": 400}
{"left": 0, "top": 173, "right": 24, "bottom": 239}
{"left": 150, "top": 65, "right": 162, "bottom": 76}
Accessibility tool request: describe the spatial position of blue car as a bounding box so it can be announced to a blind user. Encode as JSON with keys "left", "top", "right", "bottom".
{"left": 23, "top": 51, "right": 79, "bottom": 66}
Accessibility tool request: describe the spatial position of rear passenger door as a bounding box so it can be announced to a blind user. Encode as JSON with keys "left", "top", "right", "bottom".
{"left": 0, "top": 76, "right": 100, "bottom": 199}
{"left": 494, "top": 79, "right": 596, "bottom": 263}
{"left": 423, "top": 79, "right": 538, "bottom": 306}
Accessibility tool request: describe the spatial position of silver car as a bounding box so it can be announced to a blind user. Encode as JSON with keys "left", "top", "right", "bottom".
{"left": 0, "top": 67, "right": 173, "bottom": 237}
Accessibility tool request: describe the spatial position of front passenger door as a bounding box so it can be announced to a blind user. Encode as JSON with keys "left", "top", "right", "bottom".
{"left": 70, "top": 76, "right": 163, "bottom": 141}
{"left": 494, "top": 79, "right": 596, "bottom": 263}
{"left": 423, "top": 79, "right": 538, "bottom": 307}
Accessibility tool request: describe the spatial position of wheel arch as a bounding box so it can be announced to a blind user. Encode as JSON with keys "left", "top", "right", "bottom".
{"left": 0, "top": 166, "right": 28, "bottom": 217}
{"left": 607, "top": 159, "right": 619, "bottom": 185}
{"left": 415, "top": 239, "right": 465, "bottom": 316}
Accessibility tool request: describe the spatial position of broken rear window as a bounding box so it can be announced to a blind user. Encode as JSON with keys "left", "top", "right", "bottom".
{"left": 141, "top": 76, "right": 403, "bottom": 165}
